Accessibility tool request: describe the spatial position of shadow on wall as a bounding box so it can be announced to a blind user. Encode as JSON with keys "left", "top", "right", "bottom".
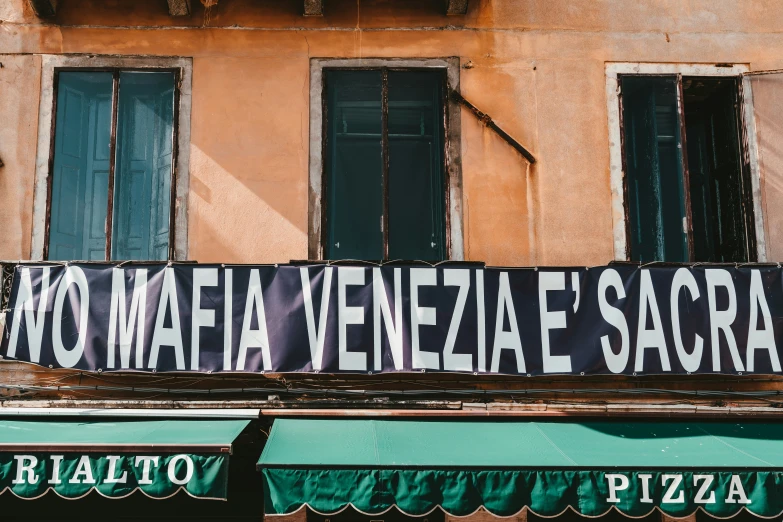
{"left": 188, "top": 56, "right": 310, "bottom": 263}
{"left": 453, "top": 12, "right": 538, "bottom": 265}
{"left": 189, "top": 145, "right": 308, "bottom": 263}
{"left": 751, "top": 74, "right": 783, "bottom": 262}
{"left": 0, "top": 55, "right": 40, "bottom": 260}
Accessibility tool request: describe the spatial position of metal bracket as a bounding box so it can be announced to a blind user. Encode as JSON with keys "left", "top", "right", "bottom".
{"left": 167, "top": 0, "right": 191, "bottom": 16}
{"left": 446, "top": 0, "right": 469, "bottom": 15}
{"left": 304, "top": 0, "right": 323, "bottom": 16}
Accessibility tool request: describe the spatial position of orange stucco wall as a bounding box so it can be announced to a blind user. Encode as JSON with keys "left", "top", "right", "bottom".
{"left": 3, "top": 0, "right": 783, "bottom": 265}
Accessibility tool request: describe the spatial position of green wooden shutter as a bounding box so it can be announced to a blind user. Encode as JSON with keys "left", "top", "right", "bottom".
{"left": 48, "top": 72, "right": 113, "bottom": 261}
{"left": 387, "top": 70, "right": 446, "bottom": 261}
{"left": 324, "top": 70, "right": 447, "bottom": 262}
{"left": 621, "top": 76, "right": 688, "bottom": 262}
{"left": 111, "top": 72, "right": 175, "bottom": 261}
{"left": 325, "top": 70, "right": 384, "bottom": 260}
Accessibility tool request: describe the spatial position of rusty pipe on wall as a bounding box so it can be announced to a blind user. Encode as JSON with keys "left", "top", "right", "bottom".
{"left": 450, "top": 90, "right": 536, "bottom": 165}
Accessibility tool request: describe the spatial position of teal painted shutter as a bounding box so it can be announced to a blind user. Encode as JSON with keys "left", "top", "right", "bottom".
{"left": 325, "top": 70, "right": 384, "bottom": 260}
{"left": 48, "top": 72, "right": 113, "bottom": 261}
{"left": 387, "top": 70, "right": 446, "bottom": 261}
{"left": 111, "top": 72, "right": 175, "bottom": 261}
{"left": 621, "top": 76, "right": 688, "bottom": 262}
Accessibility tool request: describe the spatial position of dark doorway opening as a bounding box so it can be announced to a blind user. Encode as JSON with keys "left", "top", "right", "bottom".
{"left": 683, "top": 77, "right": 755, "bottom": 262}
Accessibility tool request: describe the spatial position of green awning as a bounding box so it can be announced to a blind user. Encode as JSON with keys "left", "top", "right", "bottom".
{"left": 258, "top": 419, "right": 783, "bottom": 518}
{"left": 0, "top": 419, "right": 250, "bottom": 500}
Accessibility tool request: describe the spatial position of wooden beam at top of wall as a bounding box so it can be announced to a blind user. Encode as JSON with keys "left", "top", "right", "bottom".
{"left": 167, "top": 0, "right": 191, "bottom": 16}
{"left": 304, "top": 0, "right": 323, "bottom": 16}
{"left": 28, "top": 0, "right": 56, "bottom": 18}
{"left": 446, "top": 0, "right": 469, "bottom": 15}
{"left": 302, "top": 0, "right": 466, "bottom": 17}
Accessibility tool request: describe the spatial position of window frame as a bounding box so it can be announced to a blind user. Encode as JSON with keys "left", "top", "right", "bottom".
{"left": 308, "top": 58, "right": 464, "bottom": 261}
{"left": 31, "top": 55, "right": 193, "bottom": 262}
{"left": 605, "top": 63, "right": 767, "bottom": 262}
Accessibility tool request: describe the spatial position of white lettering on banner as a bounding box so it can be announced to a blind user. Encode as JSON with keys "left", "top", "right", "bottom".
{"left": 694, "top": 475, "right": 716, "bottom": 504}
{"left": 135, "top": 456, "right": 160, "bottom": 485}
{"left": 598, "top": 269, "right": 630, "bottom": 374}
{"left": 12, "top": 265, "right": 783, "bottom": 377}
{"left": 476, "top": 270, "right": 486, "bottom": 373}
{"left": 7, "top": 267, "right": 50, "bottom": 362}
{"left": 491, "top": 272, "right": 526, "bottom": 373}
{"left": 635, "top": 270, "right": 671, "bottom": 372}
{"left": 191, "top": 268, "right": 218, "bottom": 371}
{"left": 747, "top": 270, "right": 782, "bottom": 372}
{"left": 52, "top": 266, "right": 90, "bottom": 368}
{"left": 223, "top": 269, "right": 233, "bottom": 371}
{"left": 69, "top": 455, "right": 96, "bottom": 484}
{"left": 571, "top": 272, "right": 581, "bottom": 312}
{"left": 301, "top": 266, "right": 333, "bottom": 372}
{"left": 661, "top": 474, "right": 685, "bottom": 503}
{"left": 167, "top": 455, "right": 194, "bottom": 486}
{"left": 149, "top": 268, "right": 185, "bottom": 370}
{"left": 538, "top": 272, "right": 572, "bottom": 373}
{"left": 48, "top": 455, "right": 63, "bottom": 485}
{"left": 638, "top": 474, "right": 653, "bottom": 503}
{"left": 411, "top": 268, "right": 439, "bottom": 370}
{"left": 338, "top": 267, "right": 367, "bottom": 371}
{"left": 605, "top": 474, "right": 629, "bottom": 503}
{"left": 443, "top": 269, "right": 471, "bottom": 372}
{"left": 670, "top": 268, "right": 704, "bottom": 373}
{"left": 12, "top": 455, "right": 38, "bottom": 485}
{"left": 373, "top": 268, "right": 403, "bottom": 371}
{"left": 105, "top": 455, "right": 128, "bottom": 484}
{"left": 725, "top": 475, "right": 752, "bottom": 504}
{"left": 107, "top": 268, "right": 148, "bottom": 369}
{"left": 237, "top": 269, "right": 272, "bottom": 371}
{"left": 705, "top": 269, "right": 744, "bottom": 372}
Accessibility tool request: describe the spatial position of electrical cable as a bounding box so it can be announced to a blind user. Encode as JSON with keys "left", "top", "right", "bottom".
{"left": 1, "top": 382, "right": 782, "bottom": 400}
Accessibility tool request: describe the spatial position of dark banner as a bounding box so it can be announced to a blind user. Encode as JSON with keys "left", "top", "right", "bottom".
{"left": 1, "top": 263, "right": 782, "bottom": 375}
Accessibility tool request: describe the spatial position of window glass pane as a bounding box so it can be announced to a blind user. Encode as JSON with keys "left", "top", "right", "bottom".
{"left": 49, "top": 72, "right": 113, "bottom": 261}
{"left": 622, "top": 76, "right": 688, "bottom": 262}
{"left": 387, "top": 70, "right": 446, "bottom": 261}
{"left": 325, "top": 70, "right": 383, "bottom": 260}
{"left": 111, "top": 72, "right": 176, "bottom": 261}
{"left": 683, "top": 77, "right": 753, "bottom": 262}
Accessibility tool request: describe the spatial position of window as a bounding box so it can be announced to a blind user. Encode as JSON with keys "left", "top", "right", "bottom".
{"left": 619, "top": 74, "right": 757, "bottom": 263}
{"left": 46, "top": 70, "right": 177, "bottom": 261}
{"left": 322, "top": 68, "right": 449, "bottom": 262}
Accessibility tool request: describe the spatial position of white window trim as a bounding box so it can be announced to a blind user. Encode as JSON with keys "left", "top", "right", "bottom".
{"left": 308, "top": 57, "right": 464, "bottom": 261}
{"left": 31, "top": 54, "right": 193, "bottom": 261}
{"left": 605, "top": 62, "right": 767, "bottom": 262}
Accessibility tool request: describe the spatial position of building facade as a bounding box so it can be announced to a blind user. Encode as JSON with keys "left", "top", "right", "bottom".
{"left": 3, "top": 0, "right": 783, "bottom": 520}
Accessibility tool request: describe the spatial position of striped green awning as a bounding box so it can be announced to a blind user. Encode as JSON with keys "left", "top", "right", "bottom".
{"left": 258, "top": 419, "right": 783, "bottom": 518}
{"left": 0, "top": 419, "right": 250, "bottom": 500}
